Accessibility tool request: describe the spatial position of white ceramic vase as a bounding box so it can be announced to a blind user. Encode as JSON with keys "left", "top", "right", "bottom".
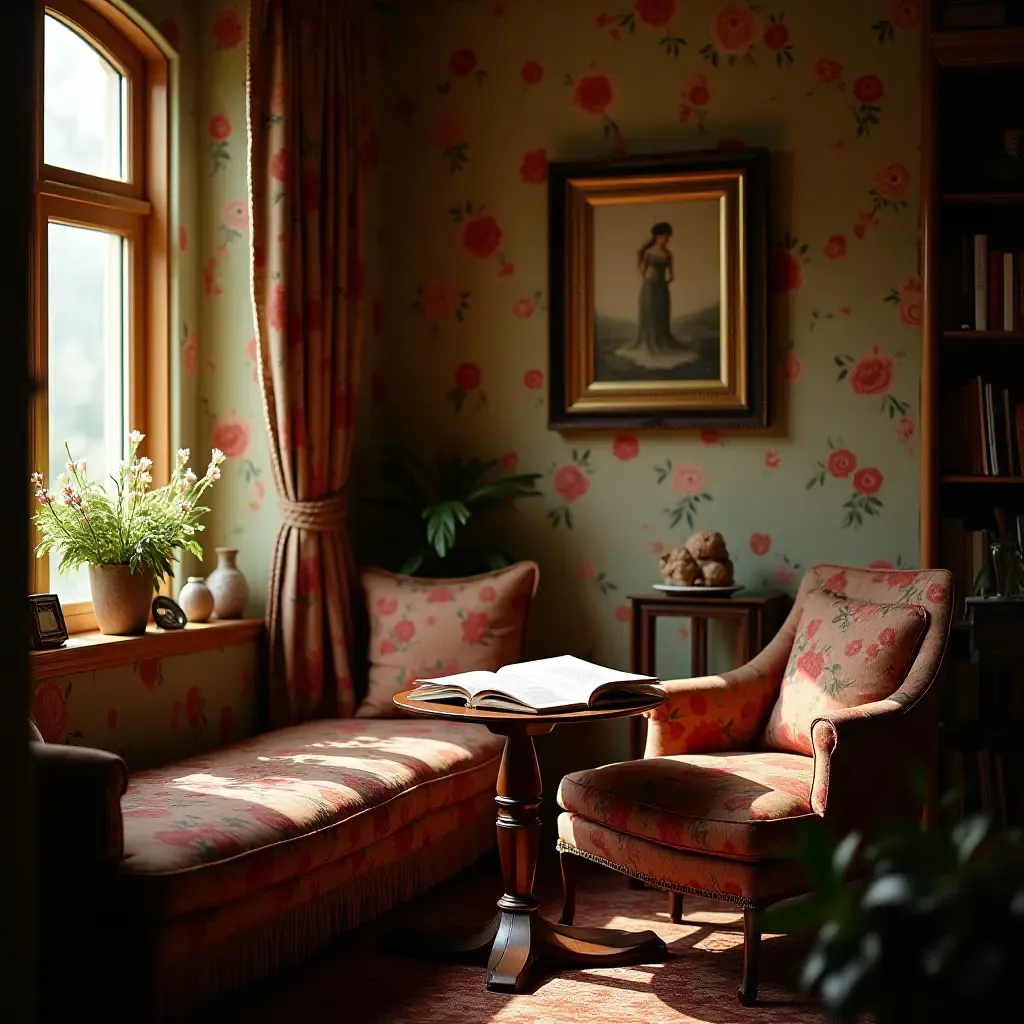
{"left": 206, "top": 548, "right": 248, "bottom": 619}
{"left": 88, "top": 564, "right": 154, "bottom": 635}
{"left": 178, "top": 576, "right": 215, "bottom": 623}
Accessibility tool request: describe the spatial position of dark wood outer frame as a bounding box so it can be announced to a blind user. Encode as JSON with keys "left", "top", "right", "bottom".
{"left": 548, "top": 147, "right": 770, "bottom": 430}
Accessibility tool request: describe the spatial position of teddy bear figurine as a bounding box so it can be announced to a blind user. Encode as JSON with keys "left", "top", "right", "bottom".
{"left": 657, "top": 530, "right": 735, "bottom": 587}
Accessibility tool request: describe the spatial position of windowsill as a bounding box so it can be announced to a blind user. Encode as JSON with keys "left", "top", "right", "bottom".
{"left": 30, "top": 618, "right": 264, "bottom": 679}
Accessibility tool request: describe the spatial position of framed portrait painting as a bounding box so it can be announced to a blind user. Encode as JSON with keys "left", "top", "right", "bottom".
{"left": 548, "top": 148, "right": 770, "bottom": 429}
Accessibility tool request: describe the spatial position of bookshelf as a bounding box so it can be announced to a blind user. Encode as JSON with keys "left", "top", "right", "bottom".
{"left": 921, "top": 4, "right": 1024, "bottom": 826}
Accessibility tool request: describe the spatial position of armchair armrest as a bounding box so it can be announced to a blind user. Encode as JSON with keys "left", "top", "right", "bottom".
{"left": 645, "top": 662, "right": 781, "bottom": 757}
{"left": 809, "top": 691, "right": 936, "bottom": 830}
{"left": 31, "top": 742, "right": 128, "bottom": 866}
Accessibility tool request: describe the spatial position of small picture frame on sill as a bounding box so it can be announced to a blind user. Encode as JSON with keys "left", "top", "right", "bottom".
{"left": 29, "top": 593, "right": 69, "bottom": 650}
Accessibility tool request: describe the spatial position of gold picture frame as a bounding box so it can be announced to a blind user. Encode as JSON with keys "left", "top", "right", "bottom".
{"left": 548, "top": 148, "right": 769, "bottom": 429}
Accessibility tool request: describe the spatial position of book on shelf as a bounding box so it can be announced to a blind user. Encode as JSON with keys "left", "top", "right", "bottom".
{"left": 404, "top": 655, "right": 662, "bottom": 714}
{"left": 940, "top": 517, "right": 991, "bottom": 600}
{"left": 943, "top": 374, "right": 1024, "bottom": 475}
{"left": 946, "top": 234, "right": 1022, "bottom": 331}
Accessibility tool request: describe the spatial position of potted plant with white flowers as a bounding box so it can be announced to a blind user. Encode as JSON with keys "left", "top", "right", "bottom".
{"left": 31, "top": 429, "right": 225, "bottom": 635}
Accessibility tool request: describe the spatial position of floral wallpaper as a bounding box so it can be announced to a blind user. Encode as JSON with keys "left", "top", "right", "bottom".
{"left": 361, "top": 0, "right": 923, "bottom": 716}
{"left": 30, "top": 641, "right": 259, "bottom": 771}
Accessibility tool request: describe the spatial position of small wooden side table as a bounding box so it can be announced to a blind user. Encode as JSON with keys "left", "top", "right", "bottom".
{"left": 628, "top": 588, "right": 791, "bottom": 758}
{"left": 391, "top": 691, "right": 668, "bottom": 993}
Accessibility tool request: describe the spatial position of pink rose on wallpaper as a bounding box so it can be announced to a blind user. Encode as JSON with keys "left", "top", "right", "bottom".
{"left": 499, "top": 451, "right": 518, "bottom": 472}
{"left": 208, "top": 113, "right": 231, "bottom": 141}
{"left": 523, "top": 368, "right": 544, "bottom": 390}
{"left": 770, "top": 250, "right": 803, "bottom": 294}
{"left": 211, "top": 410, "right": 253, "bottom": 460}
{"left": 827, "top": 449, "right": 857, "bottom": 478}
{"left": 521, "top": 60, "right": 544, "bottom": 84}
{"left": 813, "top": 57, "right": 843, "bottom": 84}
{"left": 782, "top": 351, "right": 802, "bottom": 381}
{"left": 429, "top": 111, "right": 464, "bottom": 150}
{"left": 672, "top": 463, "right": 704, "bottom": 495}
{"left": 138, "top": 657, "right": 161, "bottom": 691}
{"left": 774, "top": 562, "right": 796, "bottom": 585}
{"left": 613, "top": 434, "right": 639, "bottom": 461}
{"left": 898, "top": 276, "right": 923, "bottom": 326}
{"left": 421, "top": 282, "right": 462, "bottom": 321}
{"left": 852, "top": 74, "right": 884, "bottom": 105}
{"left": 891, "top": 0, "right": 922, "bottom": 30}
{"left": 579, "top": 561, "right": 597, "bottom": 581}
{"left": 874, "top": 163, "right": 911, "bottom": 201}
{"left": 32, "top": 681, "right": 68, "bottom": 743}
{"left": 212, "top": 6, "right": 243, "bottom": 50}
{"left": 897, "top": 417, "right": 915, "bottom": 441}
{"left": 636, "top": 0, "right": 677, "bottom": 29}
{"left": 249, "top": 479, "right": 266, "bottom": 512}
{"left": 460, "top": 213, "right": 503, "bottom": 259}
{"left": 449, "top": 49, "right": 478, "bottom": 77}
{"left": 454, "top": 362, "right": 481, "bottom": 392}
{"left": 554, "top": 464, "right": 589, "bottom": 503}
{"left": 182, "top": 328, "right": 198, "bottom": 376}
{"left": 573, "top": 72, "right": 614, "bottom": 115}
{"left": 461, "top": 610, "right": 490, "bottom": 644}
{"left": 513, "top": 298, "right": 535, "bottom": 318}
{"left": 159, "top": 17, "right": 180, "bottom": 50}
{"left": 854, "top": 467, "right": 884, "bottom": 495}
{"left": 750, "top": 532, "right": 772, "bottom": 556}
{"left": 763, "top": 19, "right": 789, "bottom": 50}
{"left": 270, "top": 147, "right": 288, "bottom": 183}
{"left": 185, "top": 686, "right": 204, "bottom": 728}
{"left": 520, "top": 148, "right": 548, "bottom": 184}
{"left": 614, "top": 606, "right": 631, "bottom": 624}
{"left": 223, "top": 199, "right": 248, "bottom": 232}
{"left": 822, "top": 234, "right": 847, "bottom": 260}
{"left": 700, "top": 428, "right": 722, "bottom": 445}
{"left": 219, "top": 706, "right": 235, "bottom": 746}
{"left": 684, "top": 74, "right": 710, "bottom": 107}
{"left": 713, "top": 2, "right": 760, "bottom": 54}
{"left": 765, "top": 450, "right": 781, "bottom": 469}
{"left": 849, "top": 347, "right": 895, "bottom": 396}
{"left": 649, "top": 540, "right": 664, "bottom": 554}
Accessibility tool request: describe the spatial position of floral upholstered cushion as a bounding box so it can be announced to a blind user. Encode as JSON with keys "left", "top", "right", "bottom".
{"left": 117, "top": 718, "right": 504, "bottom": 919}
{"left": 355, "top": 561, "right": 539, "bottom": 718}
{"left": 760, "top": 587, "right": 928, "bottom": 756}
{"left": 557, "top": 750, "right": 814, "bottom": 862}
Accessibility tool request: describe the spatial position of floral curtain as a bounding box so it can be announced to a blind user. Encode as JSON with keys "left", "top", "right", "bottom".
{"left": 247, "top": 0, "right": 367, "bottom": 724}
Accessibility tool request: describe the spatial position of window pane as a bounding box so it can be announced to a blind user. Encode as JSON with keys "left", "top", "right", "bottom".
{"left": 47, "top": 221, "right": 127, "bottom": 603}
{"left": 44, "top": 14, "right": 125, "bottom": 180}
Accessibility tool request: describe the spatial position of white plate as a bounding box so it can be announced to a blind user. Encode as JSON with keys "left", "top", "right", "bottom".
{"left": 653, "top": 583, "right": 745, "bottom": 595}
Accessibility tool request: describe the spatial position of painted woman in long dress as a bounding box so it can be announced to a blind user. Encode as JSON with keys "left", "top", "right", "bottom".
{"left": 617, "top": 222, "right": 698, "bottom": 370}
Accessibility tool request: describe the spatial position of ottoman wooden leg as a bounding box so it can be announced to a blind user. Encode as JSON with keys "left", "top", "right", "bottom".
{"left": 668, "top": 891, "right": 684, "bottom": 923}
{"left": 559, "top": 851, "right": 577, "bottom": 926}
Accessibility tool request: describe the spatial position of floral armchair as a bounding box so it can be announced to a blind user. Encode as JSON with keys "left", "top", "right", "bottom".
{"left": 555, "top": 564, "right": 953, "bottom": 1005}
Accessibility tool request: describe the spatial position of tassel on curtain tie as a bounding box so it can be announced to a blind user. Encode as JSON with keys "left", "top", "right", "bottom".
{"left": 278, "top": 492, "right": 347, "bottom": 532}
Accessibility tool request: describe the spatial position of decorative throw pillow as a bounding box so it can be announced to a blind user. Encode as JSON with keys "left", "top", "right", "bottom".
{"left": 354, "top": 561, "right": 540, "bottom": 718}
{"left": 761, "top": 588, "right": 928, "bottom": 755}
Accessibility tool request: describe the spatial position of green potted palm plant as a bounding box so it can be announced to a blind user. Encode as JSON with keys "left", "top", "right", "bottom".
{"left": 368, "top": 444, "right": 542, "bottom": 578}
{"left": 31, "top": 429, "right": 224, "bottom": 634}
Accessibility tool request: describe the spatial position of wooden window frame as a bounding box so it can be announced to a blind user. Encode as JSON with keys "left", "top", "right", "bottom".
{"left": 31, "top": 0, "right": 169, "bottom": 633}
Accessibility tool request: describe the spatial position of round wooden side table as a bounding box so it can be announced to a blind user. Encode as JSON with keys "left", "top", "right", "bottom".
{"left": 391, "top": 691, "right": 668, "bottom": 993}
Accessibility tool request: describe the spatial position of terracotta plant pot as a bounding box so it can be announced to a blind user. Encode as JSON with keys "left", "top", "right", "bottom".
{"left": 88, "top": 564, "right": 155, "bottom": 635}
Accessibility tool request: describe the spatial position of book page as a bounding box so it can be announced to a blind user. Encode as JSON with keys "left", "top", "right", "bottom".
{"left": 412, "top": 669, "right": 498, "bottom": 697}
{"left": 495, "top": 655, "right": 655, "bottom": 704}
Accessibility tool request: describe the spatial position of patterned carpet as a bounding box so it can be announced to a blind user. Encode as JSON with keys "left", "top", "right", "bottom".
{"left": 195, "top": 853, "right": 822, "bottom": 1024}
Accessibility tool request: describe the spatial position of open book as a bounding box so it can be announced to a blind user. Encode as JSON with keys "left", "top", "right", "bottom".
{"left": 404, "top": 655, "right": 662, "bottom": 714}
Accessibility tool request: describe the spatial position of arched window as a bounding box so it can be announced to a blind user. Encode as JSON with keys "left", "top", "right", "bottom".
{"left": 32, "top": 0, "right": 169, "bottom": 629}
